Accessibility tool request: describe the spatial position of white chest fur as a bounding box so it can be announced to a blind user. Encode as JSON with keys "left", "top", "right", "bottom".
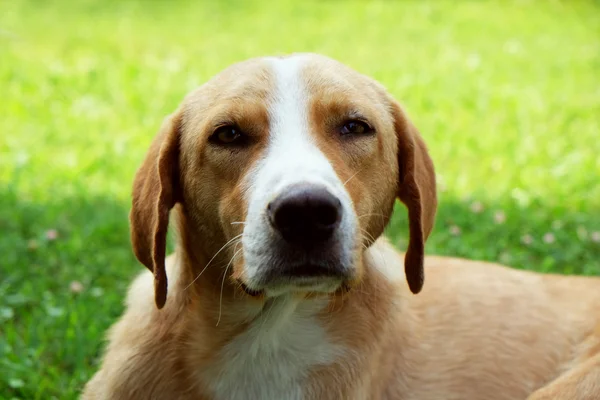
{"left": 204, "top": 296, "right": 344, "bottom": 400}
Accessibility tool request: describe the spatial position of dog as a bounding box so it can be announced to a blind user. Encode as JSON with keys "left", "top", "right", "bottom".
{"left": 82, "top": 53, "right": 600, "bottom": 400}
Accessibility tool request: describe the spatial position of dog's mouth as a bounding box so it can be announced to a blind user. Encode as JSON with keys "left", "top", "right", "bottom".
{"left": 279, "top": 263, "right": 344, "bottom": 278}
{"left": 240, "top": 282, "right": 264, "bottom": 297}
{"left": 238, "top": 262, "right": 352, "bottom": 298}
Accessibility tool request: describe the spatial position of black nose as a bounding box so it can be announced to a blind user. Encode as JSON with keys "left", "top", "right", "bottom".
{"left": 268, "top": 184, "right": 342, "bottom": 244}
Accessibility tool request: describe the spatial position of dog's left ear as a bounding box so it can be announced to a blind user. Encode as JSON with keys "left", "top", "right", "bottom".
{"left": 130, "top": 111, "right": 182, "bottom": 309}
{"left": 391, "top": 101, "right": 437, "bottom": 294}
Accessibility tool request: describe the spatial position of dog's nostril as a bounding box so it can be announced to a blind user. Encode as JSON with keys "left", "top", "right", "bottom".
{"left": 268, "top": 184, "right": 342, "bottom": 244}
{"left": 314, "top": 200, "right": 341, "bottom": 227}
{"left": 273, "top": 205, "right": 299, "bottom": 232}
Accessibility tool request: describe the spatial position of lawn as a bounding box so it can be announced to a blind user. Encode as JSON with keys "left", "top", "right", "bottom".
{"left": 1, "top": 0, "right": 599, "bottom": 398}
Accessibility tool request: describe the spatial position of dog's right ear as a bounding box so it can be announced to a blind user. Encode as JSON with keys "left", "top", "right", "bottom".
{"left": 130, "top": 111, "right": 182, "bottom": 309}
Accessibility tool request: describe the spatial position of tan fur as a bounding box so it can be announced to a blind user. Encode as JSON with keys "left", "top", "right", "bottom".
{"left": 82, "top": 54, "right": 600, "bottom": 400}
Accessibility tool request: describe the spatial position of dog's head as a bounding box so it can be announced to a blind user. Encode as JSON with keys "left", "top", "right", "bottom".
{"left": 130, "top": 54, "right": 437, "bottom": 308}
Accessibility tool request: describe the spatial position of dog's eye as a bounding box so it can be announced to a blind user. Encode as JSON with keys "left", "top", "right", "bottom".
{"left": 340, "top": 120, "right": 373, "bottom": 136}
{"left": 210, "top": 125, "right": 245, "bottom": 145}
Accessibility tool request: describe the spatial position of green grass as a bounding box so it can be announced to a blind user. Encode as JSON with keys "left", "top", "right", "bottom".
{"left": 1, "top": 0, "right": 599, "bottom": 398}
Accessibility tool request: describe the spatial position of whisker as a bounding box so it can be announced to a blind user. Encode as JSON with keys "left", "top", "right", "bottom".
{"left": 184, "top": 233, "right": 243, "bottom": 290}
{"left": 343, "top": 169, "right": 362, "bottom": 187}
{"left": 216, "top": 246, "right": 243, "bottom": 327}
{"left": 328, "top": 293, "right": 341, "bottom": 319}
{"left": 230, "top": 221, "right": 247, "bottom": 225}
{"left": 359, "top": 228, "right": 377, "bottom": 245}
{"left": 258, "top": 297, "right": 276, "bottom": 333}
{"left": 357, "top": 212, "right": 386, "bottom": 220}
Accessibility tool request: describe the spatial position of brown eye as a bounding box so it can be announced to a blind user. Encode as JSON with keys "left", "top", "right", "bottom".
{"left": 210, "top": 125, "right": 245, "bottom": 145}
{"left": 340, "top": 120, "right": 373, "bottom": 136}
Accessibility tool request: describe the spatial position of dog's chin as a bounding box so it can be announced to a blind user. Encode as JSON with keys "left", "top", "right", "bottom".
{"left": 240, "top": 260, "right": 353, "bottom": 298}
{"left": 263, "top": 278, "right": 344, "bottom": 297}
{"left": 240, "top": 277, "right": 345, "bottom": 298}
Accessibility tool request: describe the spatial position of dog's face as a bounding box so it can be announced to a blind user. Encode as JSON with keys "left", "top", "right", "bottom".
{"left": 129, "top": 54, "right": 437, "bottom": 308}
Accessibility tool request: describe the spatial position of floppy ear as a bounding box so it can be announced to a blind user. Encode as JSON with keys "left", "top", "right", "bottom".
{"left": 130, "top": 111, "right": 182, "bottom": 309}
{"left": 391, "top": 101, "right": 437, "bottom": 294}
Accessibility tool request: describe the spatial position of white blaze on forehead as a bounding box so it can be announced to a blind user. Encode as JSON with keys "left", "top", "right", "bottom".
{"left": 269, "top": 56, "right": 308, "bottom": 136}
{"left": 258, "top": 55, "right": 341, "bottom": 193}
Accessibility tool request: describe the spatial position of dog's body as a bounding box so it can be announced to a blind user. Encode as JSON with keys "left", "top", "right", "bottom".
{"left": 83, "top": 54, "right": 600, "bottom": 400}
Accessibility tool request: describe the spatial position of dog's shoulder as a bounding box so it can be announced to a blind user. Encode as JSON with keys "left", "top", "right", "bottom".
{"left": 81, "top": 254, "right": 192, "bottom": 399}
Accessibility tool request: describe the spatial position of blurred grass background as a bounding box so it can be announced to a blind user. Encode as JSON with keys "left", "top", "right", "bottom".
{"left": 1, "top": 0, "right": 599, "bottom": 398}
